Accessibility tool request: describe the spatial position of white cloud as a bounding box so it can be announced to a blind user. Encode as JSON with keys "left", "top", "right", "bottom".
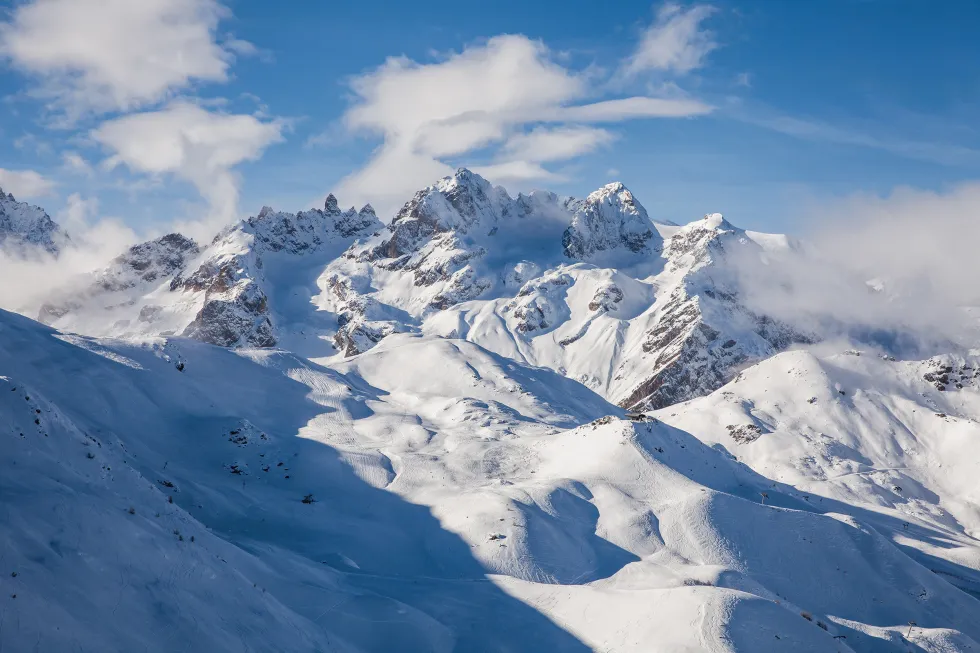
{"left": 625, "top": 3, "right": 718, "bottom": 76}
{"left": 91, "top": 101, "right": 284, "bottom": 238}
{"left": 471, "top": 161, "right": 563, "bottom": 186}
{"left": 0, "top": 0, "right": 245, "bottom": 117}
{"left": 499, "top": 126, "right": 615, "bottom": 163}
{"left": 61, "top": 151, "right": 94, "bottom": 176}
{"left": 556, "top": 96, "right": 711, "bottom": 121}
{"left": 0, "top": 168, "right": 56, "bottom": 199}
{"left": 335, "top": 34, "right": 711, "bottom": 216}
{"left": 725, "top": 182, "right": 980, "bottom": 354}
{"left": 346, "top": 35, "right": 584, "bottom": 156}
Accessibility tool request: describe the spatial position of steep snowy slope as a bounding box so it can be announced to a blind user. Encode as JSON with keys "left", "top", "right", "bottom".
{"left": 2, "top": 310, "right": 977, "bottom": 652}
{"left": 0, "top": 186, "right": 69, "bottom": 254}
{"left": 38, "top": 195, "right": 381, "bottom": 350}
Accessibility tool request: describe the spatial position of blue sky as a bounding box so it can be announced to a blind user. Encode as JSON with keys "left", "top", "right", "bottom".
{"left": 1, "top": 0, "right": 979, "bottom": 239}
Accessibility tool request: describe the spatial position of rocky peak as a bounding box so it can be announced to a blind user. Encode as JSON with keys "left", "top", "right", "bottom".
{"left": 114, "top": 233, "right": 198, "bottom": 271}
{"left": 562, "top": 182, "right": 657, "bottom": 259}
{"left": 0, "top": 190, "right": 69, "bottom": 255}
{"left": 377, "top": 169, "right": 499, "bottom": 259}
{"left": 245, "top": 195, "right": 382, "bottom": 254}
{"left": 662, "top": 213, "right": 741, "bottom": 272}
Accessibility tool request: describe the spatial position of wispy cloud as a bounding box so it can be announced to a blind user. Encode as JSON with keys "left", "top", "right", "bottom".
{"left": 623, "top": 3, "right": 718, "bottom": 77}
{"left": 736, "top": 109, "right": 980, "bottom": 167}
{"left": 0, "top": 168, "right": 56, "bottom": 199}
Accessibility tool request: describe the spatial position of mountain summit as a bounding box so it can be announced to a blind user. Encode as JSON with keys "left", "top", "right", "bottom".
{"left": 0, "top": 186, "right": 69, "bottom": 255}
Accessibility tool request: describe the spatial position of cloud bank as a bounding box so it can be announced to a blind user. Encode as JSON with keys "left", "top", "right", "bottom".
{"left": 725, "top": 182, "right": 980, "bottom": 355}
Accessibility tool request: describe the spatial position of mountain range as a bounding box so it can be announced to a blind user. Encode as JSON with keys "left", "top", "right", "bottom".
{"left": 1, "top": 170, "right": 978, "bottom": 652}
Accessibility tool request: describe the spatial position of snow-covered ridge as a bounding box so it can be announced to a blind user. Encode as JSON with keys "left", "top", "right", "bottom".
{"left": 25, "top": 169, "right": 813, "bottom": 409}
{"left": 38, "top": 194, "right": 382, "bottom": 348}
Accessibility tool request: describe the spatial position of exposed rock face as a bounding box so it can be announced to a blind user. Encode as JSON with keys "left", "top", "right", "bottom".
{"left": 0, "top": 187, "right": 70, "bottom": 255}
{"left": 98, "top": 234, "right": 199, "bottom": 292}
{"left": 617, "top": 215, "right": 813, "bottom": 410}
{"left": 37, "top": 197, "right": 381, "bottom": 349}
{"left": 327, "top": 168, "right": 659, "bottom": 355}
{"left": 248, "top": 198, "right": 381, "bottom": 254}
{"left": 505, "top": 273, "right": 573, "bottom": 334}
{"left": 562, "top": 183, "right": 659, "bottom": 259}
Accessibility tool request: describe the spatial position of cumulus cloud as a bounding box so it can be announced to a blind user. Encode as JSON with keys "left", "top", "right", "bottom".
{"left": 334, "top": 34, "right": 713, "bottom": 216}
{"left": 91, "top": 101, "right": 284, "bottom": 238}
{"left": 0, "top": 0, "right": 245, "bottom": 118}
{"left": 624, "top": 3, "right": 718, "bottom": 76}
{"left": 0, "top": 168, "right": 56, "bottom": 199}
{"left": 725, "top": 182, "right": 980, "bottom": 355}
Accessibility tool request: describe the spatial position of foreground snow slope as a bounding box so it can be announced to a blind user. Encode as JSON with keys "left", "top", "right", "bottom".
{"left": 2, "top": 309, "right": 978, "bottom": 652}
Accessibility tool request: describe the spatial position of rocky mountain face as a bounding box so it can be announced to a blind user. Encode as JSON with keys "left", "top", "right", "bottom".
{"left": 614, "top": 214, "right": 813, "bottom": 410}
{"left": 38, "top": 195, "right": 381, "bottom": 348}
{"left": 0, "top": 187, "right": 69, "bottom": 255}
{"left": 25, "top": 169, "right": 808, "bottom": 409}
{"left": 561, "top": 182, "right": 659, "bottom": 259}
{"left": 323, "top": 170, "right": 662, "bottom": 355}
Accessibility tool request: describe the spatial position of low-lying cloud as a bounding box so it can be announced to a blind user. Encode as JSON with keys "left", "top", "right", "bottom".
{"left": 0, "top": 193, "right": 137, "bottom": 315}
{"left": 726, "top": 182, "right": 980, "bottom": 355}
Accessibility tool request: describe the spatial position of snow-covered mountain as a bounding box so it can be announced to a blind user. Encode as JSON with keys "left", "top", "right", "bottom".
{"left": 33, "top": 169, "right": 807, "bottom": 411}
{"left": 38, "top": 194, "right": 382, "bottom": 348}
{"left": 3, "top": 170, "right": 980, "bottom": 652}
{"left": 325, "top": 170, "right": 809, "bottom": 408}
{"left": 0, "top": 186, "right": 69, "bottom": 254}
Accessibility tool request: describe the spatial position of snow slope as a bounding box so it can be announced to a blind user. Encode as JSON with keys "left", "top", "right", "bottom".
{"left": 2, "top": 310, "right": 977, "bottom": 652}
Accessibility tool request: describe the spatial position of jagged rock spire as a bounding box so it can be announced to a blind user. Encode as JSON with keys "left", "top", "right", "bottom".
{"left": 324, "top": 193, "right": 340, "bottom": 213}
